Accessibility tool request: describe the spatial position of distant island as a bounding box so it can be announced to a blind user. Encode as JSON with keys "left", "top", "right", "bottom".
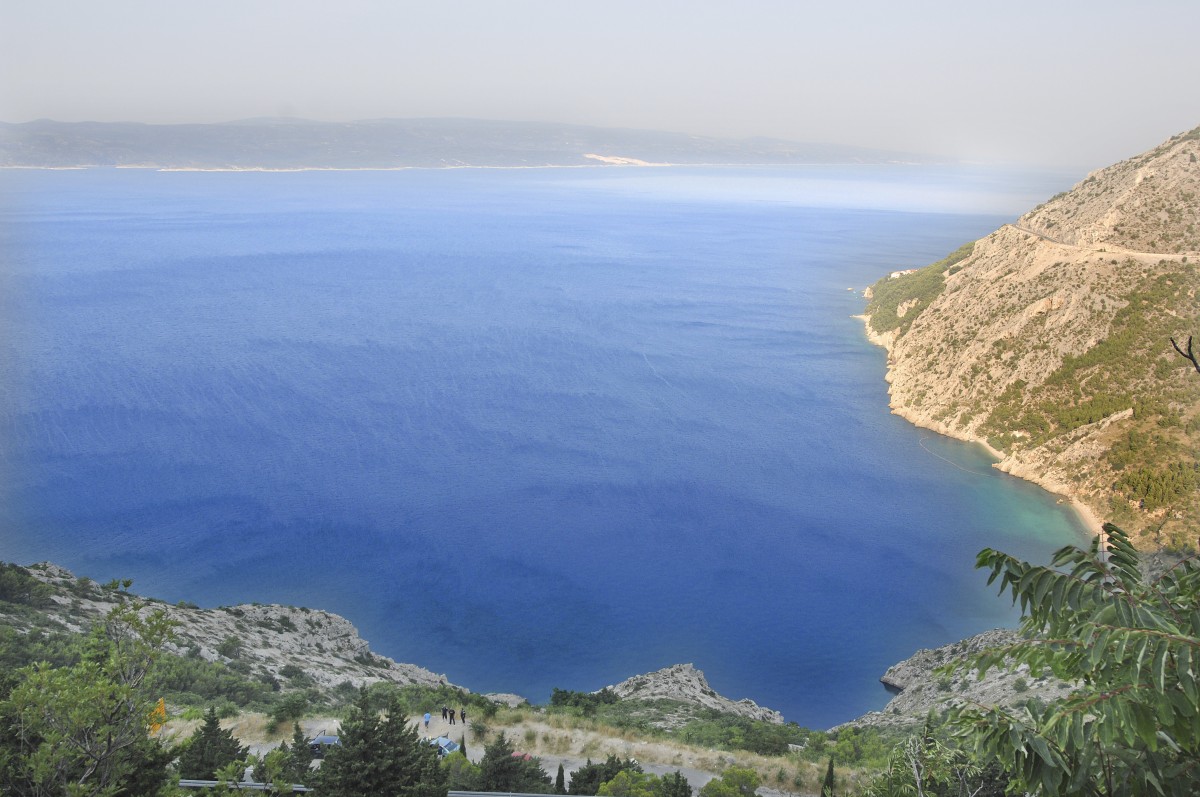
{"left": 0, "top": 117, "right": 942, "bottom": 170}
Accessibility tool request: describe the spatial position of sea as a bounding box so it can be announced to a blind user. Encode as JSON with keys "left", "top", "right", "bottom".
{"left": 0, "top": 164, "right": 1088, "bottom": 729}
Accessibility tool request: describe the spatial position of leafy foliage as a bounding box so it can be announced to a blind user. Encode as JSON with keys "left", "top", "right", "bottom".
{"left": 597, "top": 769, "right": 693, "bottom": 797}
{"left": 365, "top": 681, "right": 499, "bottom": 719}
{"left": 552, "top": 695, "right": 819, "bottom": 758}
{"left": 862, "top": 721, "right": 1009, "bottom": 797}
{"left": 677, "top": 714, "right": 809, "bottom": 755}
{"left": 150, "top": 650, "right": 279, "bottom": 709}
{"left": 442, "top": 750, "right": 483, "bottom": 790}
{"left": 0, "top": 563, "right": 54, "bottom": 608}
{"left": 0, "top": 624, "right": 79, "bottom": 673}
{"left": 948, "top": 524, "right": 1200, "bottom": 794}
{"left": 550, "top": 686, "right": 620, "bottom": 714}
{"left": 0, "top": 600, "right": 178, "bottom": 797}
{"left": 569, "top": 755, "right": 643, "bottom": 796}
{"left": 599, "top": 769, "right": 660, "bottom": 797}
{"left": 698, "top": 766, "right": 760, "bottom": 797}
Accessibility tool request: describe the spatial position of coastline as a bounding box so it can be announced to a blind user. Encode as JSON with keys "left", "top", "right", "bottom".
{"left": 854, "top": 311, "right": 1103, "bottom": 540}
{"left": 0, "top": 160, "right": 931, "bottom": 173}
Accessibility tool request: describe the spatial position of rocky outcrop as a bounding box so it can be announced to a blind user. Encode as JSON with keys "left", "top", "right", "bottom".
{"left": 842, "top": 630, "right": 1074, "bottom": 731}
{"left": 863, "top": 126, "right": 1200, "bottom": 547}
{"left": 9, "top": 564, "right": 782, "bottom": 725}
{"left": 606, "top": 663, "right": 784, "bottom": 725}
{"left": 18, "top": 562, "right": 453, "bottom": 691}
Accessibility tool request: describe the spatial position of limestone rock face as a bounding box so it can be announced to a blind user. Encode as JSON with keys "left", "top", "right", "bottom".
{"left": 863, "top": 126, "right": 1200, "bottom": 545}
{"left": 843, "top": 630, "right": 1073, "bottom": 731}
{"left": 22, "top": 562, "right": 452, "bottom": 691}
{"left": 607, "top": 663, "right": 784, "bottom": 724}
{"left": 1019, "top": 134, "right": 1200, "bottom": 252}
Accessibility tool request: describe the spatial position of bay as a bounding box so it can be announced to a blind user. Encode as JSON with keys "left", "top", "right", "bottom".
{"left": 0, "top": 165, "right": 1086, "bottom": 729}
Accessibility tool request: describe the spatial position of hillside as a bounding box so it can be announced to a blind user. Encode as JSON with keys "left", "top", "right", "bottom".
{"left": 0, "top": 561, "right": 828, "bottom": 792}
{"left": 5, "top": 559, "right": 1089, "bottom": 794}
{"left": 840, "top": 630, "right": 1073, "bottom": 732}
{"left": 2, "top": 562, "right": 454, "bottom": 694}
{"left": 0, "top": 118, "right": 936, "bottom": 170}
{"left": 607, "top": 664, "right": 783, "bottom": 726}
{"left": 1, "top": 562, "right": 789, "bottom": 724}
{"left": 863, "top": 126, "right": 1200, "bottom": 548}
{"left": 2, "top": 559, "right": 1062, "bottom": 730}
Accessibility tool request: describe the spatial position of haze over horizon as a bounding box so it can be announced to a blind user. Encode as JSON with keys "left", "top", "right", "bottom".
{"left": 3, "top": 0, "right": 1198, "bottom": 173}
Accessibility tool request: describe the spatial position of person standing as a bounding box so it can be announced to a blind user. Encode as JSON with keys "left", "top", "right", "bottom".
{"left": 423, "top": 711, "right": 431, "bottom": 731}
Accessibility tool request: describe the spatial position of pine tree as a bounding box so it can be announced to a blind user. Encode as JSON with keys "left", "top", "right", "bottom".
{"left": 821, "top": 756, "right": 835, "bottom": 797}
{"left": 556, "top": 762, "right": 567, "bottom": 794}
{"left": 286, "top": 721, "right": 315, "bottom": 783}
{"left": 655, "top": 771, "right": 693, "bottom": 797}
{"left": 481, "top": 732, "right": 551, "bottom": 793}
{"left": 313, "top": 691, "right": 383, "bottom": 795}
{"left": 698, "top": 767, "right": 758, "bottom": 797}
{"left": 316, "top": 690, "right": 447, "bottom": 797}
{"left": 177, "top": 705, "right": 248, "bottom": 779}
{"left": 255, "top": 722, "right": 314, "bottom": 785}
{"left": 570, "top": 755, "right": 642, "bottom": 795}
{"left": 377, "top": 694, "right": 445, "bottom": 797}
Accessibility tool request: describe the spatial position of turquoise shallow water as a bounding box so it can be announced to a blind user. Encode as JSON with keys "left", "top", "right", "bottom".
{"left": 0, "top": 165, "right": 1086, "bottom": 728}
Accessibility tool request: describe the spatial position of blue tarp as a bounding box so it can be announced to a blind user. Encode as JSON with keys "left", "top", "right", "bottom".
{"left": 429, "top": 736, "right": 461, "bottom": 756}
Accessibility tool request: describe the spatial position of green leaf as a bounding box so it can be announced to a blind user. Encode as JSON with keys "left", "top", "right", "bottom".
{"left": 1153, "top": 641, "right": 1170, "bottom": 692}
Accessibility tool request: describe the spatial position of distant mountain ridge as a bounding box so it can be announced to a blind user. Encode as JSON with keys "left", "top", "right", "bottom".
{"left": 0, "top": 117, "right": 940, "bottom": 169}
{"left": 863, "top": 126, "right": 1200, "bottom": 548}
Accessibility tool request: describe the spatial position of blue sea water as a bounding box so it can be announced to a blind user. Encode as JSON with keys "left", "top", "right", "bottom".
{"left": 0, "top": 165, "right": 1087, "bottom": 729}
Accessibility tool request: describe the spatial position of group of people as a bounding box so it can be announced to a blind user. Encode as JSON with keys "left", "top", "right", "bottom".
{"left": 422, "top": 706, "right": 467, "bottom": 730}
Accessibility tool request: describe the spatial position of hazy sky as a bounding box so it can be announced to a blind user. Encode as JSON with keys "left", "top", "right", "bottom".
{"left": 3, "top": 0, "right": 1197, "bottom": 170}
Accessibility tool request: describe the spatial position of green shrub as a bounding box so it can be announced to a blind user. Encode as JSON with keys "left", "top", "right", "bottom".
{"left": 865, "top": 242, "right": 974, "bottom": 335}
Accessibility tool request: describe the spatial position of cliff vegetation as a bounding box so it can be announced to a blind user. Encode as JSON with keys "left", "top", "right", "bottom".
{"left": 865, "top": 126, "right": 1200, "bottom": 549}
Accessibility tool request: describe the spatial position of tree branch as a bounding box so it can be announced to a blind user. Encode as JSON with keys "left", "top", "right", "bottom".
{"left": 1171, "top": 335, "right": 1200, "bottom": 374}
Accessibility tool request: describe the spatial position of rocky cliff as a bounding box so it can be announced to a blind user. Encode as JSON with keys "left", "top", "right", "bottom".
{"left": 842, "top": 630, "right": 1073, "bottom": 731}
{"left": 7, "top": 563, "right": 784, "bottom": 724}
{"left": 606, "top": 663, "right": 784, "bottom": 725}
{"left": 15, "top": 562, "right": 453, "bottom": 692}
{"left": 863, "top": 126, "right": 1200, "bottom": 548}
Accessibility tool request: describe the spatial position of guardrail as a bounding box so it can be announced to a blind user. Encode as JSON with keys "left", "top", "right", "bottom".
{"left": 176, "top": 783, "right": 582, "bottom": 795}
{"left": 451, "top": 792, "right": 594, "bottom": 797}
{"left": 177, "top": 779, "right": 311, "bottom": 792}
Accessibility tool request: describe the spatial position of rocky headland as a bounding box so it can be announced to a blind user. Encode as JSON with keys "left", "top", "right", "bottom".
{"left": 6, "top": 562, "right": 787, "bottom": 723}
{"left": 839, "top": 630, "right": 1072, "bottom": 731}
{"left": 862, "top": 126, "right": 1200, "bottom": 548}
{"left": 5, "top": 560, "right": 1065, "bottom": 738}
{"left": 606, "top": 663, "right": 785, "bottom": 726}
{"left": 17, "top": 562, "right": 454, "bottom": 692}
